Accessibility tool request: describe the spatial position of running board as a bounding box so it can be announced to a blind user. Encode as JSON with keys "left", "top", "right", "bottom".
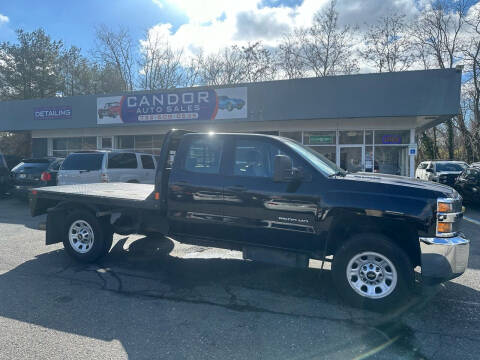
{"left": 242, "top": 246, "right": 309, "bottom": 268}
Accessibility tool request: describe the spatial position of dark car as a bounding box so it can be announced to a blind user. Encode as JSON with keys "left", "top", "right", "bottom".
{"left": 454, "top": 167, "right": 480, "bottom": 204}
{"left": 10, "top": 158, "right": 63, "bottom": 197}
{"left": 0, "top": 154, "right": 10, "bottom": 195}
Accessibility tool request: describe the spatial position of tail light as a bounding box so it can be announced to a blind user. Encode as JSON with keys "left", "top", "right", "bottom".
{"left": 101, "top": 173, "right": 109, "bottom": 183}
{"left": 40, "top": 171, "right": 52, "bottom": 182}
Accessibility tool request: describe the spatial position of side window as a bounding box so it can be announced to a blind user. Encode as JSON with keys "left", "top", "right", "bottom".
{"left": 417, "top": 162, "right": 427, "bottom": 170}
{"left": 233, "top": 139, "right": 288, "bottom": 178}
{"left": 108, "top": 153, "right": 138, "bottom": 169}
{"left": 183, "top": 138, "right": 223, "bottom": 174}
{"left": 141, "top": 155, "right": 155, "bottom": 169}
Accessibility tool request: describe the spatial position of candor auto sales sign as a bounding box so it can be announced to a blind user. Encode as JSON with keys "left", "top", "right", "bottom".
{"left": 97, "top": 87, "right": 247, "bottom": 125}
{"left": 34, "top": 106, "right": 72, "bottom": 120}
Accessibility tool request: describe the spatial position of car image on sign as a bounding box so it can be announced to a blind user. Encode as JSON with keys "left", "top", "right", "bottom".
{"left": 98, "top": 102, "right": 121, "bottom": 119}
{"left": 217, "top": 96, "right": 245, "bottom": 111}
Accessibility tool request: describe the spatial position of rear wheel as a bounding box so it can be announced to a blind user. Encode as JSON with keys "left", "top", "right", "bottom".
{"left": 332, "top": 233, "right": 414, "bottom": 311}
{"left": 63, "top": 210, "right": 113, "bottom": 263}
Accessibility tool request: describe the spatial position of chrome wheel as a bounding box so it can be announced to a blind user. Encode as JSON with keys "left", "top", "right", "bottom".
{"left": 346, "top": 251, "right": 397, "bottom": 299}
{"left": 68, "top": 220, "right": 94, "bottom": 254}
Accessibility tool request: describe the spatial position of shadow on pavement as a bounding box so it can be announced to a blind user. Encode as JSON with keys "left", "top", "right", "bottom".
{"left": 1, "top": 235, "right": 477, "bottom": 359}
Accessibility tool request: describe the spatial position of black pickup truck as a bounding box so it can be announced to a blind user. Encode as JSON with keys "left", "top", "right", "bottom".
{"left": 30, "top": 130, "right": 470, "bottom": 309}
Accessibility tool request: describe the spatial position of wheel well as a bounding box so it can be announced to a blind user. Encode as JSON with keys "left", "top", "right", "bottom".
{"left": 327, "top": 213, "right": 421, "bottom": 267}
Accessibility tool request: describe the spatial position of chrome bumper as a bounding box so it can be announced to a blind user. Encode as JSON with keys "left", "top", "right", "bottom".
{"left": 420, "top": 235, "right": 470, "bottom": 284}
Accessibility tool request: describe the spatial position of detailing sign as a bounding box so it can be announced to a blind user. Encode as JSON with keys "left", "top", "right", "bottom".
{"left": 97, "top": 87, "right": 247, "bottom": 125}
{"left": 34, "top": 106, "right": 72, "bottom": 120}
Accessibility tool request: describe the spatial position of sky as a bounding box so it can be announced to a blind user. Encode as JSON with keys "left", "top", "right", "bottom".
{"left": 0, "top": 0, "right": 477, "bottom": 59}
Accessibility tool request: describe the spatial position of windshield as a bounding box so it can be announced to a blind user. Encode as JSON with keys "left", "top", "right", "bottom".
{"left": 436, "top": 163, "right": 467, "bottom": 172}
{"left": 61, "top": 153, "right": 104, "bottom": 171}
{"left": 282, "top": 138, "right": 346, "bottom": 176}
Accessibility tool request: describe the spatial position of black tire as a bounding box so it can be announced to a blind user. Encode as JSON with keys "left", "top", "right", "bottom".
{"left": 331, "top": 233, "right": 414, "bottom": 311}
{"left": 63, "top": 210, "right": 113, "bottom": 263}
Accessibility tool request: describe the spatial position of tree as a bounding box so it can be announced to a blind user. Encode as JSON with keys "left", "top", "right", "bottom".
{"left": 0, "top": 28, "right": 63, "bottom": 99}
{"left": 412, "top": 0, "right": 472, "bottom": 160}
{"left": 138, "top": 29, "right": 184, "bottom": 90}
{"left": 241, "top": 42, "right": 276, "bottom": 83}
{"left": 360, "top": 13, "right": 413, "bottom": 72}
{"left": 296, "top": 0, "right": 359, "bottom": 77}
{"left": 94, "top": 25, "right": 136, "bottom": 91}
{"left": 276, "top": 33, "right": 306, "bottom": 79}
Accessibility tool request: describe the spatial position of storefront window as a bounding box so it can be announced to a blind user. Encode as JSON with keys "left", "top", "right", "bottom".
{"left": 52, "top": 137, "right": 97, "bottom": 157}
{"left": 101, "top": 137, "right": 112, "bottom": 149}
{"left": 374, "top": 130, "right": 409, "bottom": 145}
{"left": 118, "top": 135, "right": 134, "bottom": 150}
{"left": 339, "top": 130, "right": 363, "bottom": 144}
{"left": 365, "top": 131, "right": 373, "bottom": 144}
{"left": 279, "top": 131, "right": 302, "bottom": 142}
{"left": 135, "top": 135, "right": 153, "bottom": 149}
{"left": 374, "top": 146, "right": 408, "bottom": 176}
{"left": 304, "top": 131, "right": 336, "bottom": 145}
{"left": 153, "top": 135, "right": 164, "bottom": 148}
{"left": 365, "top": 146, "right": 375, "bottom": 172}
{"left": 310, "top": 146, "right": 336, "bottom": 163}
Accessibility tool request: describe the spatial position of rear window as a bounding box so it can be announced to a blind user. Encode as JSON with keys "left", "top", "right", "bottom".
{"left": 61, "top": 153, "right": 104, "bottom": 171}
{"left": 11, "top": 161, "right": 51, "bottom": 172}
{"left": 141, "top": 155, "right": 155, "bottom": 169}
{"left": 48, "top": 160, "right": 63, "bottom": 171}
{"left": 108, "top": 153, "right": 138, "bottom": 169}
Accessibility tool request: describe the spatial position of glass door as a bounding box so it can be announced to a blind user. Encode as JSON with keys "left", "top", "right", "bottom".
{"left": 339, "top": 146, "right": 364, "bottom": 173}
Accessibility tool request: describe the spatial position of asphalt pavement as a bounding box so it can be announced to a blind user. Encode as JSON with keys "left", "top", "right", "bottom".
{"left": 0, "top": 196, "right": 479, "bottom": 360}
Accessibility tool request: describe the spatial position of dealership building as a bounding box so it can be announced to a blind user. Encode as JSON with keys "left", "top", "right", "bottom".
{"left": 0, "top": 68, "right": 461, "bottom": 177}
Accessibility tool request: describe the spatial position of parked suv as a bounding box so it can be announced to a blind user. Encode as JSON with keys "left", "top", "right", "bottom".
{"left": 57, "top": 151, "right": 157, "bottom": 185}
{"left": 10, "top": 158, "right": 62, "bottom": 196}
{"left": 0, "top": 153, "right": 10, "bottom": 195}
{"left": 415, "top": 160, "right": 468, "bottom": 186}
{"left": 454, "top": 167, "right": 480, "bottom": 204}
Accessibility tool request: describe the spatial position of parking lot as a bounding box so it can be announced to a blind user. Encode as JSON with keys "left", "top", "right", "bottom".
{"left": 0, "top": 197, "right": 479, "bottom": 360}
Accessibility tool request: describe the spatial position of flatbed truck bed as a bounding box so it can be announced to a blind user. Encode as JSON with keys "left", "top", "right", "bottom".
{"left": 32, "top": 183, "right": 157, "bottom": 212}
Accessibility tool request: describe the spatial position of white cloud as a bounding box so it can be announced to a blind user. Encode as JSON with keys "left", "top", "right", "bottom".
{"left": 149, "top": 0, "right": 421, "bottom": 60}
{"left": 0, "top": 13, "right": 9, "bottom": 24}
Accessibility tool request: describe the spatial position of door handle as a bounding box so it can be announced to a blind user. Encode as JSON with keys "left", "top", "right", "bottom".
{"left": 227, "top": 185, "right": 246, "bottom": 192}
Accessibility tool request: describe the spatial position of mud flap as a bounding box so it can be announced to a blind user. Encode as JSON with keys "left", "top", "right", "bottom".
{"left": 46, "top": 207, "right": 67, "bottom": 245}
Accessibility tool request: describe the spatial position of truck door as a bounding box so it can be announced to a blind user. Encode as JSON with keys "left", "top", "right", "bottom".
{"left": 167, "top": 134, "right": 227, "bottom": 239}
{"left": 222, "top": 136, "right": 321, "bottom": 251}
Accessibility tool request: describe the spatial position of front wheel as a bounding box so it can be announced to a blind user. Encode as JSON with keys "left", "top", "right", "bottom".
{"left": 332, "top": 233, "right": 414, "bottom": 311}
{"left": 63, "top": 210, "right": 113, "bottom": 263}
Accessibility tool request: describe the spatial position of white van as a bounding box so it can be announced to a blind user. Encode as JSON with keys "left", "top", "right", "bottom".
{"left": 57, "top": 151, "right": 157, "bottom": 185}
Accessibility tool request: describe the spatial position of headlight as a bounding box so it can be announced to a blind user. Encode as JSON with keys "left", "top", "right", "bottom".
{"left": 436, "top": 198, "right": 460, "bottom": 237}
{"left": 437, "top": 200, "right": 452, "bottom": 213}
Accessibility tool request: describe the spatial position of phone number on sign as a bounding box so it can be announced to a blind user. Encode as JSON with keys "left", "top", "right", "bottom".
{"left": 138, "top": 113, "right": 199, "bottom": 121}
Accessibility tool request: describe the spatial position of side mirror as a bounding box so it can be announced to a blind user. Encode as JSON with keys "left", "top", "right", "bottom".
{"left": 426, "top": 168, "right": 433, "bottom": 173}
{"left": 273, "top": 155, "right": 293, "bottom": 182}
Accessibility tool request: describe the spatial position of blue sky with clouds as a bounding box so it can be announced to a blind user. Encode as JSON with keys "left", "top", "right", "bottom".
{"left": 0, "top": 0, "right": 188, "bottom": 52}
{"left": 0, "top": 0, "right": 477, "bottom": 59}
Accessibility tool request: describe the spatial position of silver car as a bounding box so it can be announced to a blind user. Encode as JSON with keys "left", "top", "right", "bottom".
{"left": 57, "top": 151, "right": 157, "bottom": 185}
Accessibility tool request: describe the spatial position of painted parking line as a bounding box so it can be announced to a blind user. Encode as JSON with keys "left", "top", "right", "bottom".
{"left": 464, "top": 216, "right": 480, "bottom": 226}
